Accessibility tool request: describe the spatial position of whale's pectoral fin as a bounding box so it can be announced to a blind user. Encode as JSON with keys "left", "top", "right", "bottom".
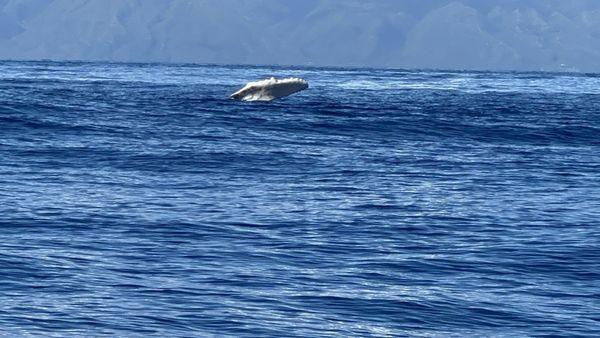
{"left": 230, "top": 91, "right": 244, "bottom": 100}
{"left": 231, "top": 85, "right": 258, "bottom": 101}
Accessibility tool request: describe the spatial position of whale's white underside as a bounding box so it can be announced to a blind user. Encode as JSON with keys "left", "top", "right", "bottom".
{"left": 231, "top": 77, "right": 308, "bottom": 101}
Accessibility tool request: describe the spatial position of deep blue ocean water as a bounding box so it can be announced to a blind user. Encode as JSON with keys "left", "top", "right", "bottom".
{"left": 0, "top": 61, "right": 599, "bottom": 337}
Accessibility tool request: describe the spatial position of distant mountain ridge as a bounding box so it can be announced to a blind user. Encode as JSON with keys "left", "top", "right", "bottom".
{"left": 1, "top": 0, "right": 600, "bottom": 72}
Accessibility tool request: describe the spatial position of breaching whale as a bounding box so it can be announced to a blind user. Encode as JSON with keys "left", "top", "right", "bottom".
{"left": 230, "top": 77, "right": 308, "bottom": 102}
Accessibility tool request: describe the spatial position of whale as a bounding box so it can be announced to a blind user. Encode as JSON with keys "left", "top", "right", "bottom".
{"left": 230, "top": 77, "right": 308, "bottom": 102}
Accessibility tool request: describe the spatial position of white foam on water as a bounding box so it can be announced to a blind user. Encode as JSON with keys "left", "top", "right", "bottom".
{"left": 333, "top": 73, "right": 600, "bottom": 95}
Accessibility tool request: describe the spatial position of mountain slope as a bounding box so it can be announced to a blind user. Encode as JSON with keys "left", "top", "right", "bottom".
{"left": 1, "top": 0, "right": 599, "bottom": 71}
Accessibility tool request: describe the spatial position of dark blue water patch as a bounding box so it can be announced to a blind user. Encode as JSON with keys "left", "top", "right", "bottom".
{"left": 0, "top": 61, "right": 599, "bottom": 337}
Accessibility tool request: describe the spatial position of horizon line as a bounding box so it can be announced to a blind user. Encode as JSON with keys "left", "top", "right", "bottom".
{"left": 0, "top": 58, "right": 596, "bottom": 77}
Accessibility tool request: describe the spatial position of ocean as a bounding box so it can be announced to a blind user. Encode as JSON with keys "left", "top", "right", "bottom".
{"left": 0, "top": 61, "right": 598, "bottom": 337}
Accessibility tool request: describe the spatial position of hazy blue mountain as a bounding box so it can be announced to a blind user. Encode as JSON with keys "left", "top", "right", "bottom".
{"left": 1, "top": 0, "right": 600, "bottom": 71}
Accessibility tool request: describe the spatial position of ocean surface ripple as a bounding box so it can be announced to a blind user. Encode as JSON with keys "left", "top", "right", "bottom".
{"left": 0, "top": 61, "right": 599, "bottom": 337}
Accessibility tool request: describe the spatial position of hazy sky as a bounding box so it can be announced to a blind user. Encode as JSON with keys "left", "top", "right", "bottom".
{"left": 1, "top": 0, "right": 600, "bottom": 71}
